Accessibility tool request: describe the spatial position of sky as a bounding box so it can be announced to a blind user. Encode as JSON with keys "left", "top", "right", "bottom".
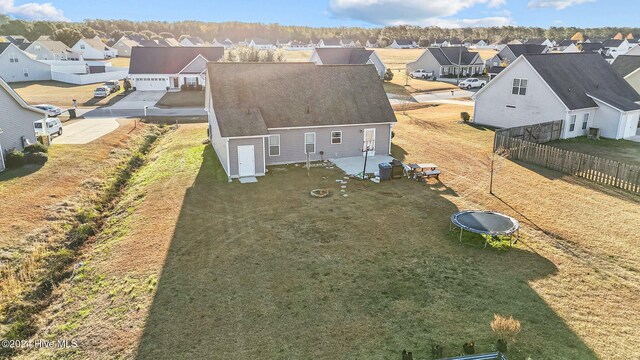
{"left": 0, "top": 0, "right": 633, "bottom": 29}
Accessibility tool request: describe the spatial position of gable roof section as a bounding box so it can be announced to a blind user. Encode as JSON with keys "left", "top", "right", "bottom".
{"left": 524, "top": 53, "right": 640, "bottom": 110}
{"left": 559, "top": 39, "right": 577, "bottom": 47}
{"left": 314, "top": 47, "right": 374, "bottom": 65}
{"left": 580, "top": 42, "right": 604, "bottom": 52}
{"left": 0, "top": 42, "right": 15, "bottom": 56}
{"left": 0, "top": 76, "right": 47, "bottom": 115}
{"left": 506, "top": 44, "right": 548, "bottom": 57}
{"left": 81, "top": 38, "right": 111, "bottom": 51}
{"left": 207, "top": 62, "right": 396, "bottom": 137}
{"left": 34, "top": 40, "right": 73, "bottom": 53}
{"left": 394, "top": 39, "right": 415, "bottom": 46}
{"left": 612, "top": 55, "right": 640, "bottom": 77}
{"left": 525, "top": 38, "right": 548, "bottom": 45}
{"left": 129, "top": 47, "right": 224, "bottom": 74}
{"left": 603, "top": 39, "right": 624, "bottom": 48}
{"left": 587, "top": 91, "right": 640, "bottom": 112}
{"left": 428, "top": 47, "right": 479, "bottom": 66}
{"left": 321, "top": 38, "right": 342, "bottom": 46}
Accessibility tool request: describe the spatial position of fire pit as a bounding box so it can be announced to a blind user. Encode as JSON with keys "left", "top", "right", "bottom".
{"left": 310, "top": 188, "right": 331, "bottom": 198}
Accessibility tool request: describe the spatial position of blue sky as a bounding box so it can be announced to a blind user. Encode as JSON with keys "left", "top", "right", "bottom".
{"left": 0, "top": 0, "right": 632, "bottom": 28}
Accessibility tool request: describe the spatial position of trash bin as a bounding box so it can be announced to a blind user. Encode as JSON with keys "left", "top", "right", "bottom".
{"left": 390, "top": 159, "right": 404, "bottom": 179}
{"left": 378, "top": 162, "right": 392, "bottom": 181}
{"left": 68, "top": 108, "right": 76, "bottom": 119}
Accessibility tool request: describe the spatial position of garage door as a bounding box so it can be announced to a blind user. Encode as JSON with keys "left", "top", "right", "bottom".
{"left": 135, "top": 77, "right": 167, "bottom": 91}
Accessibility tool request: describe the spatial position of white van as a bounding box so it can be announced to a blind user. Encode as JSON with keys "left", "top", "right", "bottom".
{"left": 34, "top": 118, "right": 63, "bottom": 137}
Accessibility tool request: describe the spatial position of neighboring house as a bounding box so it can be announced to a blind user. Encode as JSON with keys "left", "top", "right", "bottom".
{"left": 139, "top": 39, "right": 166, "bottom": 47}
{"left": 340, "top": 39, "right": 357, "bottom": 47}
{"left": 557, "top": 39, "right": 577, "bottom": 51}
{"left": 525, "top": 38, "right": 554, "bottom": 47}
{"left": 431, "top": 39, "right": 447, "bottom": 47}
{"left": 0, "top": 77, "right": 47, "bottom": 171}
{"left": 247, "top": 38, "right": 276, "bottom": 50}
{"left": 507, "top": 39, "right": 523, "bottom": 45}
{"left": 317, "top": 38, "right": 342, "bottom": 48}
{"left": 387, "top": 39, "right": 418, "bottom": 49}
{"left": 626, "top": 45, "right": 640, "bottom": 56}
{"left": 309, "top": 47, "right": 387, "bottom": 78}
{"left": 211, "top": 38, "right": 225, "bottom": 47}
{"left": 612, "top": 55, "right": 640, "bottom": 94}
{"left": 406, "top": 47, "right": 484, "bottom": 77}
{"left": 222, "top": 39, "right": 234, "bottom": 49}
{"left": 24, "top": 40, "right": 82, "bottom": 60}
{"left": 205, "top": 62, "right": 396, "bottom": 180}
{"left": 602, "top": 39, "right": 631, "bottom": 59}
{"left": 72, "top": 38, "right": 117, "bottom": 59}
{"left": 285, "top": 40, "right": 311, "bottom": 50}
{"left": 580, "top": 42, "right": 605, "bottom": 53}
{"left": 112, "top": 36, "right": 139, "bottom": 57}
{"left": 158, "top": 38, "right": 182, "bottom": 47}
{"left": 180, "top": 36, "right": 205, "bottom": 47}
{"left": 0, "top": 43, "right": 51, "bottom": 82}
{"left": 2, "top": 35, "right": 28, "bottom": 45}
{"left": 488, "top": 66, "right": 506, "bottom": 80}
{"left": 365, "top": 39, "right": 379, "bottom": 48}
{"left": 562, "top": 43, "right": 580, "bottom": 53}
{"left": 473, "top": 53, "right": 640, "bottom": 140}
{"left": 129, "top": 46, "right": 224, "bottom": 91}
{"left": 486, "top": 44, "right": 549, "bottom": 68}
{"left": 470, "top": 39, "right": 490, "bottom": 48}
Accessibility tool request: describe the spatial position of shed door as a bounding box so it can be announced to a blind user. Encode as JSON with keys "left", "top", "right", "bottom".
{"left": 363, "top": 128, "right": 376, "bottom": 157}
{"left": 0, "top": 142, "right": 5, "bottom": 172}
{"left": 237, "top": 145, "right": 255, "bottom": 177}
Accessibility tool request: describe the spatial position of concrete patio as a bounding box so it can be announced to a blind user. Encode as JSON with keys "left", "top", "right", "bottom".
{"left": 330, "top": 155, "right": 395, "bottom": 176}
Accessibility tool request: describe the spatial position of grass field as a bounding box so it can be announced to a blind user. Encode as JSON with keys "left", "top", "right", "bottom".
{"left": 13, "top": 81, "right": 126, "bottom": 108}
{"left": 99, "top": 57, "right": 131, "bottom": 68}
{"left": 155, "top": 90, "right": 205, "bottom": 108}
{"left": 13, "top": 105, "right": 640, "bottom": 359}
{"left": 548, "top": 136, "right": 640, "bottom": 166}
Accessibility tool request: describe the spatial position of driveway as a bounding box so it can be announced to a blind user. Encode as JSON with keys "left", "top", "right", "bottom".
{"left": 107, "top": 91, "right": 166, "bottom": 110}
{"left": 53, "top": 118, "right": 120, "bottom": 145}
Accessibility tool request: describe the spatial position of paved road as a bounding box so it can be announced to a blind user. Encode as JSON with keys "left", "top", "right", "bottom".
{"left": 387, "top": 89, "right": 476, "bottom": 107}
{"left": 53, "top": 118, "right": 120, "bottom": 145}
{"left": 108, "top": 90, "right": 167, "bottom": 110}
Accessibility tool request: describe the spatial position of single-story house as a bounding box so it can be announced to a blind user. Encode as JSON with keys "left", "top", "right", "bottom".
{"left": 111, "top": 36, "right": 139, "bottom": 57}
{"left": 473, "top": 53, "right": 640, "bottom": 140}
{"left": 72, "top": 38, "right": 117, "bottom": 59}
{"left": 469, "top": 39, "right": 490, "bottom": 48}
{"left": 129, "top": 46, "right": 224, "bottom": 91}
{"left": 486, "top": 44, "right": 549, "bottom": 68}
{"left": 0, "top": 43, "right": 51, "bottom": 82}
{"left": 407, "top": 47, "right": 484, "bottom": 77}
{"left": 158, "top": 38, "right": 182, "bottom": 47}
{"left": 0, "top": 77, "right": 47, "bottom": 171}
{"left": 388, "top": 39, "right": 418, "bottom": 49}
{"left": 247, "top": 38, "right": 276, "bottom": 50}
{"left": 317, "top": 38, "right": 342, "bottom": 48}
{"left": 206, "top": 62, "right": 397, "bottom": 180}
{"left": 525, "top": 38, "right": 554, "bottom": 47}
{"left": 309, "top": 47, "right": 387, "bottom": 78}
{"left": 180, "top": 36, "right": 205, "bottom": 47}
{"left": 365, "top": 39, "right": 379, "bottom": 48}
{"left": 612, "top": 55, "right": 640, "bottom": 94}
{"left": 340, "top": 39, "right": 358, "bottom": 47}
{"left": 602, "top": 39, "right": 631, "bottom": 59}
{"left": 24, "top": 40, "right": 82, "bottom": 60}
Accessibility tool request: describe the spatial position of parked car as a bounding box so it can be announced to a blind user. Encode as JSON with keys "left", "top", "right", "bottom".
{"left": 458, "top": 78, "right": 486, "bottom": 89}
{"left": 34, "top": 104, "right": 62, "bottom": 117}
{"left": 409, "top": 69, "right": 434, "bottom": 79}
{"left": 94, "top": 86, "right": 110, "bottom": 98}
{"left": 103, "top": 80, "right": 121, "bottom": 93}
{"left": 34, "top": 118, "right": 63, "bottom": 137}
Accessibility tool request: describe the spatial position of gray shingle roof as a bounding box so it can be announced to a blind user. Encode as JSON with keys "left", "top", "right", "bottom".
{"left": 129, "top": 47, "right": 224, "bottom": 74}
{"left": 559, "top": 39, "right": 577, "bottom": 47}
{"left": 602, "top": 39, "right": 624, "bottom": 48}
{"left": 428, "top": 47, "right": 479, "bottom": 66}
{"left": 314, "top": 47, "right": 374, "bottom": 65}
{"left": 394, "top": 39, "right": 416, "bottom": 46}
{"left": 81, "top": 38, "right": 111, "bottom": 51}
{"left": 488, "top": 66, "right": 506, "bottom": 74}
{"left": 586, "top": 90, "right": 640, "bottom": 111}
{"left": 525, "top": 38, "right": 548, "bottom": 45}
{"left": 507, "top": 44, "right": 548, "bottom": 57}
{"left": 524, "top": 53, "right": 640, "bottom": 110}
{"left": 612, "top": 55, "right": 640, "bottom": 77}
{"left": 207, "top": 62, "right": 396, "bottom": 137}
{"left": 35, "top": 40, "right": 73, "bottom": 53}
{"left": 580, "top": 42, "right": 604, "bottom": 52}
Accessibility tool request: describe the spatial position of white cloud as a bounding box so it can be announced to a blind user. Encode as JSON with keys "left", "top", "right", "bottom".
{"left": 0, "top": 0, "right": 67, "bottom": 21}
{"left": 329, "top": 0, "right": 510, "bottom": 26}
{"left": 528, "top": 0, "right": 595, "bottom": 10}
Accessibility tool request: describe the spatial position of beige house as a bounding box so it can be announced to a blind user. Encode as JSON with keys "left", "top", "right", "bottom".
{"left": 112, "top": 36, "right": 139, "bottom": 57}
{"left": 612, "top": 55, "right": 640, "bottom": 94}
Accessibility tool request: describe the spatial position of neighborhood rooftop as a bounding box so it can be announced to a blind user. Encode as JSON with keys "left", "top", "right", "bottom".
{"left": 523, "top": 52, "right": 640, "bottom": 110}
{"left": 429, "top": 47, "right": 478, "bottom": 65}
{"left": 612, "top": 54, "right": 640, "bottom": 77}
{"left": 313, "top": 47, "right": 374, "bottom": 65}
{"left": 129, "top": 46, "right": 224, "bottom": 74}
{"left": 207, "top": 62, "right": 396, "bottom": 137}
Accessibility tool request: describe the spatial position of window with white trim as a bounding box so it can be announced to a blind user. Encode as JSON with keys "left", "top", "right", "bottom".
{"left": 23, "top": 68, "right": 28, "bottom": 77}
{"left": 9, "top": 54, "right": 18, "bottom": 63}
{"left": 512, "top": 78, "right": 527, "bottom": 95}
{"left": 80, "top": 44, "right": 85, "bottom": 49}
{"left": 569, "top": 114, "right": 577, "bottom": 131}
{"left": 34, "top": 45, "right": 41, "bottom": 50}
{"left": 304, "top": 132, "right": 316, "bottom": 154}
{"left": 582, "top": 113, "right": 589, "bottom": 130}
{"left": 185, "top": 77, "right": 197, "bottom": 86}
{"left": 268, "top": 134, "right": 280, "bottom": 156}
{"left": 331, "top": 131, "right": 342, "bottom": 144}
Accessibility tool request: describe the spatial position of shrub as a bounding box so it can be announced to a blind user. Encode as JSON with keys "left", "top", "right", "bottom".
{"left": 491, "top": 314, "right": 521, "bottom": 351}
{"left": 5, "top": 150, "right": 25, "bottom": 168}
{"left": 461, "top": 112, "right": 471, "bottom": 122}
{"left": 383, "top": 68, "right": 394, "bottom": 82}
{"left": 24, "top": 152, "right": 48, "bottom": 165}
{"left": 24, "top": 142, "right": 48, "bottom": 154}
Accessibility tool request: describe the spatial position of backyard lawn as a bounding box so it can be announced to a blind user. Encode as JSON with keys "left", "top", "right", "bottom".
{"left": 155, "top": 90, "right": 205, "bottom": 108}
{"left": 13, "top": 81, "right": 126, "bottom": 108}
{"left": 17, "top": 107, "right": 640, "bottom": 359}
{"left": 548, "top": 136, "right": 640, "bottom": 166}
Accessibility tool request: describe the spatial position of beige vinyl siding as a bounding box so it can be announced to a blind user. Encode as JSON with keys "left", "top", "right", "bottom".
{"left": 264, "top": 123, "right": 392, "bottom": 165}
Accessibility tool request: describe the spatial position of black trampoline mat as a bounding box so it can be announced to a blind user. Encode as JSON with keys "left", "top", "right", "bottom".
{"left": 452, "top": 211, "right": 519, "bottom": 235}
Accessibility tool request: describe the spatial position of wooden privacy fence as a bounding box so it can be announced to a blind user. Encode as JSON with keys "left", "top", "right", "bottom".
{"left": 495, "top": 120, "right": 563, "bottom": 144}
{"left": 494, "top": 135, "right": 640, "bottom": 194}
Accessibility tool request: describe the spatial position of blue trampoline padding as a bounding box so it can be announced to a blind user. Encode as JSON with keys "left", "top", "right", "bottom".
{"left": 451, "top": 211, "right": 519, "bottom": 236}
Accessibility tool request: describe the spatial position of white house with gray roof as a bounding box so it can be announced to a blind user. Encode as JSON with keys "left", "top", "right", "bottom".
{"left": 309, "top": 47, "right": 387, "bottom": 78}
{"left": 24, "top": 40, "right": 82, "bottom": 60}
{"left": 206, "top": 62, "right": 397, "bottom": 180}
{"left": 72, "top": 38, "right": 117, "bottom": 59}
{"left": 388, "top": 39, "right": 418, "bottom": 49}
{"left": 0, "top": 43, "right": 51, "bottom": 82}
{"left": 407, "top": 47, "right": 484, "bottom": 77}
{"left": 0, "top": 77, "right": 47, "bottom": 171}
{"left": 473, "top": 53, "right": 640, "bottom": 140}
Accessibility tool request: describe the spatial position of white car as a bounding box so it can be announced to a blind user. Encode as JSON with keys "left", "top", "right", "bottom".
{"left": 458, "top": 78, "right": 486, "bottom": 89}
{"left": 103, "top": 80, "right": 121, "bottom": 93}
{"left": 94, "top": 86, "right": 110, "bottom": 98}
{"left": 409, "top": 69, "right": 434, "bottom": 79}
{"left": 34, "top": 118, "right": 63, "bottom": 137}
{"left": 34, "top": 104, "right": 62, "bottom": 117}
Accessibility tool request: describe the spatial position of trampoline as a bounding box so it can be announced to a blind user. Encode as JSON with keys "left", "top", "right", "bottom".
{"left": 450, "top": 210, "right": 520, "bottom": 247}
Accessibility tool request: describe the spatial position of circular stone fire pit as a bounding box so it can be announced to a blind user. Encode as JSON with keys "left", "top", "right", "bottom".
{"left": 310, "top": 188, "right": 331, "bottom": 198}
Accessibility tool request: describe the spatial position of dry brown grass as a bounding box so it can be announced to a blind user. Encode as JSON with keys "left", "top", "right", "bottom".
{"left": 98, "top": 57, "right": 131, "bottom": 67}
{"left": 155, "top": 90, "right": 205, "bottom": 108}
{"left": 13, "top": 81, "right": 127, "bottom": 108}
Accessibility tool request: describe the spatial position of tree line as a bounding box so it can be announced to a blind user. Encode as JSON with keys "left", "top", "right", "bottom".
{"left": 0, "top": 18, "right": 638, "bottom": 47}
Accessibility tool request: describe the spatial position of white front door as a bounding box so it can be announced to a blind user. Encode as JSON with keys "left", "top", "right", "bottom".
{"left": 363, "top": 128, "right": 376, "bottom": 157}
{"left": 237, "top": 145, "right": 255, "bottom": 177}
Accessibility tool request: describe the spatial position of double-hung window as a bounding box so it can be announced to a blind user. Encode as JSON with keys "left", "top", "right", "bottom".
{"left": 9, "top": 54, "right": 18, "bottom": 63}
{"left": 582, "top": 113, "right": 589, "bottom": 130}
{"left": 304, "top": 132, "right": 316, "bottom": 154}
{"left": 569, "top": 115, "right": 577, "bottom": 132}
{"left": 512, "top": 78, "right": 527, "bottom": 95}
{"left": 331, "top": 131, "right": 342, "bottom": 144}
{"left": 268, "top": 134, "right": 280, "bottom": 156}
